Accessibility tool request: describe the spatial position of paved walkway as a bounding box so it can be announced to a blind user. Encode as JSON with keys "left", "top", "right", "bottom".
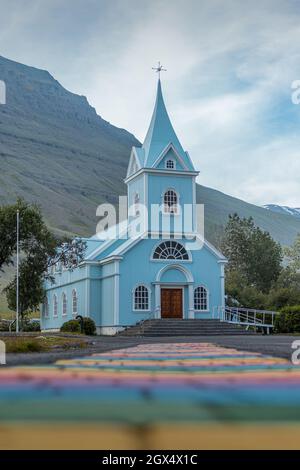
{"left": 6, "top": 334, "right": 299, "bottom": 365}
{"left": 1, "top": 341, "right": 300, "bottom": 449}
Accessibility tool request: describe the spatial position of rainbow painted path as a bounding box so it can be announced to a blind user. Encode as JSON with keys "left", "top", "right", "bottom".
{"left": 1, "top": 342, "right": 300, "bottom": 449}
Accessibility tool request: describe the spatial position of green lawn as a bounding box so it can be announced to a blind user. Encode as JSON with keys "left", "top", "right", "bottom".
{"left": 3, "top": 335, "right": 87, "bottom": 353}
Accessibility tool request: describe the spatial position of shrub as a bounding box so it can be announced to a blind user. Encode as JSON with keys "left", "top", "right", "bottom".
{"left": 82, "top": 317, "right": 96, "bottom": 335}
{"left": 60, "top": 320, "right": 81, "bottom": 333}
{"left": 60, "top": 317, "right": 96, "bottom": 335}
{"left": 5, "top": 339, "right": 44, "bottom": 353}
{"left": 226, "top": 282, "right": 267, "bottom": 310}
{"left": 267, "top": 288, "right": 300, "bottom": 310}
{"left": 22, "top": 320, "right": 41, "bottom": 332}
{"left": 22, "top": 340, "right": 44, "bottom": 352}
{"left": 0, "top": 320, "right": 11, "bottom": 332}
{"left": 274, "top": 306, "right": 300, "bottom": 333}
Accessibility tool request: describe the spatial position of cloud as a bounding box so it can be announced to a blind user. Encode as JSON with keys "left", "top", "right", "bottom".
{"left": 0, "top": 0, "right": 299, "bottom": 206}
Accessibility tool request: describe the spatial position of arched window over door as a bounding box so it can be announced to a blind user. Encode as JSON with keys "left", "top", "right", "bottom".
{"left": 153, "top": 241, "right": 189, "bottom": 260}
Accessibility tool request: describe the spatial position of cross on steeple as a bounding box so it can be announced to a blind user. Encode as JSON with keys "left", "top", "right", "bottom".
{"left": 152, "top": 61, "right": 167, "bottom": 79}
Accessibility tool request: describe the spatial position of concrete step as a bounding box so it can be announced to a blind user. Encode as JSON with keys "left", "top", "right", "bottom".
{"left": 119, "top": 319, "right": 258, "bottom": 336}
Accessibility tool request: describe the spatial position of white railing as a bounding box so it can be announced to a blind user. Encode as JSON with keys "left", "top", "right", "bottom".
{"left": 214, "top": 306, "right": 280, "bottom": 333}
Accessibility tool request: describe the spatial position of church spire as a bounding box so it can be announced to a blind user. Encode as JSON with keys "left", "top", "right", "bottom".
{"left": 142, "top": 78, "right": 194, "bottom": 170}
{"left": 127, "top": 72, "right": 196, "bottom": 176}
{"left": 142, "top": 75, "right": 194, "bottom": 171}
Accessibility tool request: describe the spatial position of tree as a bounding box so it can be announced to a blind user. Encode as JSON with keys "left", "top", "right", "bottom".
{"left": 284, "top": 233, "right": 300, "bottom": 272}
{"left": 0, "top": 198, "right": 57, "bottom": 273}
{"left": 222, "top": 214, "right": 282, "bottom": 293}
{"left": 221, "top": 214, "right": 254, "bottom": 281}
{"left": 267, "top": 267, "right": 300, "bottom": 309}
{"left": 225, "top": 269, "right": 267, "bottom": 309}
{"left": 5, "top": 258, "right": 44, "bottom": 321}
{"left": 247, "top": 226, "right": 282, "bottom": 292}
{"left": 1, "top": 199, "right": 86, "bottom": 325}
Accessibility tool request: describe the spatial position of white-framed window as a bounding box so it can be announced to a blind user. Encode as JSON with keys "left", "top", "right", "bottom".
{"left": 165, "top": 159, "right": 175, "bottom": 169}
{"left": 163, "top": 189, "right": 178, "bottom": 214}
{"left": 53, "top": 294, "right": 58, "bottom": 317}
{"left": 194, "top": 286, "right": 208, "bottom": 311}
{"left": 62, "top": 292, "right": 67, "bottom": 316}
{"left": 133, "top": 285, "right": 150, "bottom": 311}
{"left": 43, "top": 297, "right": 49, "bottom": 318}
{"left": 152, "top": 240, "right": 189, "bottom": 260}
{"left": 72, "top": 289, "right": 78, "bottom": 316}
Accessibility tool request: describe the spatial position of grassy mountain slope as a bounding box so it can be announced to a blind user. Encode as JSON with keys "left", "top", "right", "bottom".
{"left": 197, "top": 185, "right": 300, "bottom": 246}
{"left": 0, "top": 55, "right": 136, "bottom": 237}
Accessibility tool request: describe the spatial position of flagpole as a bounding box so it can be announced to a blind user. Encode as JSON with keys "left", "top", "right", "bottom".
{"left": 16, "top": 210, "right": 19, "bottom": 333}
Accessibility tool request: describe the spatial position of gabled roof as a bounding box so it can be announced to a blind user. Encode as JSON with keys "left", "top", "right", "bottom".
{"left": 85, "top": 220, "right": 129, "bottom": 261}
{"left": 130, "top": 79, "right": 195, "bottom": 172}
{"left": 107, "top": 232, "right": 227, "bottom": 262}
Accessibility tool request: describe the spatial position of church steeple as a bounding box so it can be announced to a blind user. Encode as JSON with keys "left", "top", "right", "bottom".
{"left": 126, "top": 73, "right": 199, "bottom": 234}
{"left": 142, "top": 79, "right": 192, "bottom": 168}
{"left": 126, "top": 75, "right": 197, "bottom": 179}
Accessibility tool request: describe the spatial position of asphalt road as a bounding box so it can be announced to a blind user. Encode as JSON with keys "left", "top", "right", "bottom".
{"left": 4, "top": 334, "right": 299, "bottom": 365}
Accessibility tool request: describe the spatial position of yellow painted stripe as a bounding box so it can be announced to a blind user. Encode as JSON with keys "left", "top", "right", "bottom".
{"left": 1, "top": 423, "right": 300, "bottom": 450}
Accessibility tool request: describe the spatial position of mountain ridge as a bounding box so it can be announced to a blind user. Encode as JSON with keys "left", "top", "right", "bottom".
{"left": 263, "top": 204, "right": 300, "bottom": 219}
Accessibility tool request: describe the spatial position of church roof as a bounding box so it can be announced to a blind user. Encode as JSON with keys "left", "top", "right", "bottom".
{"left": 133, "top": 79, "right": 195, "bottom": 171}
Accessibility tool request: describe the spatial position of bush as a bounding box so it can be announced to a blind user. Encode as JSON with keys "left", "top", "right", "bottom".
{"left": 60, "top": 317, "right": 96, "bottom": 335}
{"left": 5, "top": 339, "right": 44, "bottom": 353}
{"left": 82, "top": 317, "right": 96, "bottom": 335}
{"left": 60, "top": 320, "right": 81, "bottom": 333}
{"left": 0, "top": 320, "right": 12, "bottom": 332}
{"left": 22, "top": 320, "right": 41, "bottom": 332}
{"left": 274, "top": 306, "right": 300, "bottom": 333}
{"left": 267, "top": 288, "right": 300, "bottom": 310}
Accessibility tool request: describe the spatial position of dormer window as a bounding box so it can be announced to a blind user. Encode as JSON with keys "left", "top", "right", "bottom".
{"left": 166, "top": 159, "right": 175, "bottom": 169}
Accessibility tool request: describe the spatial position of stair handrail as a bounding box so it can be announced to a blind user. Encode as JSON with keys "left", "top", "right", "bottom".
{"left": 140, "top": 310, "right": 156, "bottom": 336}
{"left": 220, "top": 306, "right": 280, "bottom": 329}
{"left": 225, "top": 307, "right": 263, "bottom": 325}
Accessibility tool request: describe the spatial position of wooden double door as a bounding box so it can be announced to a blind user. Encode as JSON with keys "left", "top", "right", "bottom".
{"left": 161, "top": 288, "right": 183, "bottom": 319}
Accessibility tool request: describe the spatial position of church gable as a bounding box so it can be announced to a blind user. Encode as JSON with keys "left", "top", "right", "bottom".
{"left": 126, "top": 148, "right": 142, "bottom": 178}
{"left": 154, "top": 144, "right": 187, "bottom": 171}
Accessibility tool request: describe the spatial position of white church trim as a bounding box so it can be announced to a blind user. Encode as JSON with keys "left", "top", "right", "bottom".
{"left": 152, "top": 142, "right": 189, "bottom": 170}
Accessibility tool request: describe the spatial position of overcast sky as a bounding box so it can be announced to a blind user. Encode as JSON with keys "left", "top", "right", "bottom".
{"left": 1, "top": 0, "right": 300, "bottom": 207}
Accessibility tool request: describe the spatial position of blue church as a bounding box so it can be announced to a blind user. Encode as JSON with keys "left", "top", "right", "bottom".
{"left": 41, "top": 79, "right": 227, "bottom": 335}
